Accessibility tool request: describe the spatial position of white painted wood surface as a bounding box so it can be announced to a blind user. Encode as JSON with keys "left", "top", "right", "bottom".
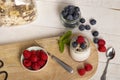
{"left": 0, "top": 0, "right": 120, "bottom": 80}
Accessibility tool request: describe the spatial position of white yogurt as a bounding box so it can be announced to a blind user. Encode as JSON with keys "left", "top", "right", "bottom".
{"left": 70, "top": 36, "right": 91, "bottom": 61}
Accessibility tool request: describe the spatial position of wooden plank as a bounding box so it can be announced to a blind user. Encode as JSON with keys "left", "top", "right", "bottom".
{"left": 41, "top": 0, "right": 120, "bottom": 9}
{"left": 1, "top": 1, "right": 120, "bottom": 44}
{"left": 34, "top": 1, "right": 120, "bottom": 35}
{"left": 1, "top": 1, "right": 120, "bottom": 45}
{"left": 0, "top": 36, "right": 98, "bottom": 80}
{"left": 91, "top": 62, "right": 120, "bottom": 80}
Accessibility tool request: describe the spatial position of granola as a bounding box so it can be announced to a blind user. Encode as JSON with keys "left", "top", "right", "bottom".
{"left": 0, "top": 0, "right": 37, "bottom": 26}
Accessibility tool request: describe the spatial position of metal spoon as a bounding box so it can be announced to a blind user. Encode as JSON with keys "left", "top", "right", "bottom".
{"left": 100, "top": 47, "right": 115, "bottom": 80}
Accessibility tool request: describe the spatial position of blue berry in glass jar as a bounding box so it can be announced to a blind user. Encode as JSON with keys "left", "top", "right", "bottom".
{"left": 73, "top": 12, "right": 79, "bottom": 20}
{"left": 61, "top": 5, "right": 81, "bottom": 28}
{"left": 66, "top": 15, "right": 74, "bottom": 21}
{"left": 75, "top": 7, "right": 80, "bottom": 12}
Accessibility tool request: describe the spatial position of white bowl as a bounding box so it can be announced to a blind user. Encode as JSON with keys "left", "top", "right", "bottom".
{"left": 21, "top": 46, "right": 48, "bottom": 72}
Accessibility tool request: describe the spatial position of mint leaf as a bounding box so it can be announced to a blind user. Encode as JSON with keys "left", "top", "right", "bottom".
{"left": 58, "top": 40, "right": 64, "bottom": 53}
{"left": 63, "top": 38, "right": 70, "bottom": 46}
{"left": 60, "top": 31, "right": 72, "bottom": 41}
{"left": 58, "top": 31, "right": 72, "bottom": 53}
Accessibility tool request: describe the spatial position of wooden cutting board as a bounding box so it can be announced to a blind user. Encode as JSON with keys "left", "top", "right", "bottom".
{"left": 0, "top": 36, "right": 98, "bottom": 80}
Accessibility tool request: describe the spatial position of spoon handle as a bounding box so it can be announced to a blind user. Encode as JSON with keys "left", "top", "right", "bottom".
{"left": 100, "top": 59, "right": 110, "bottom": 80}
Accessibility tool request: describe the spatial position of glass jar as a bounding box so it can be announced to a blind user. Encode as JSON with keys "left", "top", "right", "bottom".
{"left": 60, "top": 5, "right": 81, "bottom": 28}
{"left": 70, "top": 35, "right": 91, "bottom": 61}
{"left": 0, "top": 0, "right": 37, "bottom": 27}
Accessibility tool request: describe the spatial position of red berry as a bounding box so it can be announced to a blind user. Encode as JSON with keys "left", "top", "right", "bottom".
{"left": 76, "top": 35, "right": 85, "bottom": 44}
{"left": 77, "top": 68, "right": 86, "bottom": 76}
{"left": 36, "top": 50, "right": 42, "bottom": 58}
{"left": 98, "top": 39, "right": 106, "bottom": 46}
{"left": 32, "top": 62, "right": 41, "bottom": 70}
{"left": 30, "top": 54, "right": 38, "bottom": 62}
{"left": 23, "top": 50, "right": 31, "bottom": 59}
{"left": 85, "top": 63, "right": 93, "bottom": 71}
{"left": 37, "top": 60, "right": 46, "bottom": 67}
{"left": 30, "top": 50, "right": 36, "bottom": 55}
{"left": 40, "top": 50, "right": 48, "bottom": 61}
{"left": 98, "top": 45, "right": 106, "bottom": 52}
{"left": 23, "top": 59, "right": 32, "bottom": 68}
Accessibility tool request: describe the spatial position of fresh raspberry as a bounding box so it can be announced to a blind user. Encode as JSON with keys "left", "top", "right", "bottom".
{"left": 98, "top": 45, "right": 106, "bottom": 52}
{"left": 23, "top": 50, "right": 31, "bottom": 59}
{"left": 77, "top": 68, "right": 86, "bottom": 76}
{"left": 40, "top": 50, "right": 48, "bottom": 61}
{"left": 98, "top": 39, "right": 106, "bottom": 46}
{"left": 84, "top": 63, "right": 93, "bottom": 71}
{"left": 30, "top": 50, "right": 36, "bottom": 55}
{"left": 76, "top": 35, "right": 85, "bottom": 44}
{"left": 30, "top": 54, "right": 38, "bottom": 62}
{"left": 36, "top": 50, "right": 42, "bottom": 58}
{"left": 23, "top": 59, "right": 32, "bottom": 68}
{"left": 32, "top": 62, "right": 41, "bottom": 70}
{"left": 37, "top": 60, "right": 46, "bottom": 68}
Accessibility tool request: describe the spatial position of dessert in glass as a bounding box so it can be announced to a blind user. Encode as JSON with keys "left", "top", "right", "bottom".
{"left": 0, "top": 0, "right": 37, "bottom": 27}
{"left": 70, "top": 35, "right": 91, "bottom": 61}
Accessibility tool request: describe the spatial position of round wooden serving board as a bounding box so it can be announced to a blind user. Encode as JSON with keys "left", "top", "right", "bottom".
{"left": 0, "top": 36, "right": 98, "bottom": 80}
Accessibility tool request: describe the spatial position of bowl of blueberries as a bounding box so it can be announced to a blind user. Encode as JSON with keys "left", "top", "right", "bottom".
{"left": 60, "top": 5, "right": 81, "bottom": 28}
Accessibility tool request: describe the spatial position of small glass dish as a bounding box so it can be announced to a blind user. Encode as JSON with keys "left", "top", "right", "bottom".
{"left": 21, "top": 46, "right": 48, "bottom": 72}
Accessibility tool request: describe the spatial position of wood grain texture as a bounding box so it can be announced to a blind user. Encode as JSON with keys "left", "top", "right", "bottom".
{"left": 0, "top": 36, "right": 98, "bottom": 80}
{"left": 42, "top": 0, "right": 120, "bottom": 9}
{"left": 0, "top": 0, "right": 120, "bottom": 80}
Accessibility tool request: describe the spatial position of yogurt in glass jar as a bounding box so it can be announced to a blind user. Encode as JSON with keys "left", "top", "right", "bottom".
{"left": 70, "top": 35, "right": 91, "bottom": 61}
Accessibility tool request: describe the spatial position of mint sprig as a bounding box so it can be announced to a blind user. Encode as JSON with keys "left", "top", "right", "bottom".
{"left": 59, "top": 31, "right": 72, "bottom": 53}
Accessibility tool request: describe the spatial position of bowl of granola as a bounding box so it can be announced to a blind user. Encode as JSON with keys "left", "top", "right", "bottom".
{"left": 0, "top": 0, "right": 37, "bottom": 27}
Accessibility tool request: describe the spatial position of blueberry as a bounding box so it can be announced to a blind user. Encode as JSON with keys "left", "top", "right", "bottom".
{"left": 61, "top": 10, "right": 68, "bottom": 17}
{"left": 79, "top": 24, "right": 85, "bottom": 31}
{"left": 66, "top": 15, "right": 73, "bottom": 21}
{"left": 73, "top": 12, "right": 79, "bottom": 20}
{"left": 72, "top": 41, "right": 78, "bottom": 48}
{"left": 85, "top": 25, "right": 91, "bottom": 30}
{"left": 67, "top": 5, "right": 75, "bottom": 10}
{"left": 68, "top": 9, "right": 74, "bottom": 15}
{"left": 92, "top": 31, "right": 99, "bottom": 37}
{"left": 80, "top": 18, "right": 85, "bottom": 23}
{"left": 75, "top": 7, "right": 80, "bottom": 12}
{"left": 90, "top": 19, "right": 96, "bottom": 25}
{"left": 64, "top": 7, "right": 69, "bottom": 12}
{"left": 80, "top": 43, "right": 87, "bottom": 49}
{"left": 93, "top": 38, "right": 99, "bottom": 44}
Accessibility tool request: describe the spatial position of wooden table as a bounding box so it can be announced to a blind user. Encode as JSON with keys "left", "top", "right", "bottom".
{"left": 0, "top": 0, "right": 120, "bottom": 80}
